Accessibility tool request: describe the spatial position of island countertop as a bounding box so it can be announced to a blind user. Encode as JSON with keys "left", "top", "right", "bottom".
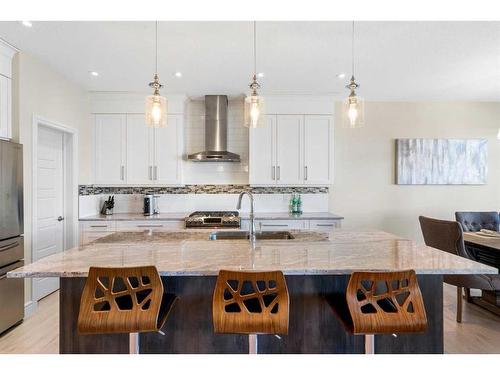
{"left": 9, "top": 229, "right": 496, "bottom": 278}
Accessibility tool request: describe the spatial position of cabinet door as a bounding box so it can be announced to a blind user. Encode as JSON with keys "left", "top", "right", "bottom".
{"left": 303, "top": 115, "right": 332, "bottom": 185}
{"left": 249, "top": 115, "right": 276, "bottom": 185}
{"left": 95, "top": 114, "right": 126, "bottom": 184}
{"left": 276, "top": 115, "right": 303, "bottom": 185}
{"left": 0, "top": 75, "right": 11, "bottom": 139}
{"left": 126, "top": 114, "right": 154, "bottom": 184}
{"left": 154, "top": 114, "right": 182, "bottom": 184}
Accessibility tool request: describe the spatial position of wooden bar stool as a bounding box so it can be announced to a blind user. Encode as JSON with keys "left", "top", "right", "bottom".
{"left": 212, "top": 270, "right": 289, "bottom": 354}
{"left": 331, "top": 270, "right": 428, "bottom": 354}
{"left": 77, "top": 266, "right": 178, "bottom": 354}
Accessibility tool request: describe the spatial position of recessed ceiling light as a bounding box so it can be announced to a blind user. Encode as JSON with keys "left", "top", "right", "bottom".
{"left": 21, "top": 21, "right": 32, "bottom": 28}
{"left": 89, "top": 71, "right": 99, "bottom": 77}
{"left": 337, "top": 73, "right": 346, "bottom": 79}
{"left": 257, "top": 72, "right": 264, "bottom": 78}
{"left": 174, "top": 72, "right": 182, "bottom": 78}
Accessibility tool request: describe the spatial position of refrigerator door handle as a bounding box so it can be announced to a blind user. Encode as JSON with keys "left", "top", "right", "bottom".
{"left": 0, "top": 241, "right": 19, "bottom": 253}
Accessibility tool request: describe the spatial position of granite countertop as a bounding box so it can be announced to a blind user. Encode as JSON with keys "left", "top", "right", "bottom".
{"left": 8, "top": 229, "right": 496, "bottom": 278}
{"left": 79, "top": 212, "right": 344, "bottom": 221}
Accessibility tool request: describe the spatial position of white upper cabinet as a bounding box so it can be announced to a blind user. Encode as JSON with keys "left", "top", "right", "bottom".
{"left": 303, "top": 115, "right": 333, "bottom": 185}
{"left": 249, "top": 116, "right": 276, "bottom": 185}
{"left": 126, "top": 114, "right": 153, "bottom": 184}
{"left": 276, "top": 115, "right": 303, "bottom": 185}
{"left": 0, "top": 42, "right": 16, "bottom": 140}
{"left": 249, "top": 114, "right": 333, "bottom": 186}
{"left": 95, "top": 114, "right": 127, "bottom": 184}
{"left": 94, "top": 113, "right": 183, "bottom": 185}
{"left": 154, "top": 114, "right": 183, "bottom": 184}
{"left": 0, "top": 75, "right": 11, "bottom": 140}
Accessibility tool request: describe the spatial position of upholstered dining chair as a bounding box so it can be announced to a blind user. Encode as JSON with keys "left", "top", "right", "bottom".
{"left": 419, "top": 216, "right": 499, "bottom": 322}
{"left": 455, "top": 211, "right": 500, "bottom": 232}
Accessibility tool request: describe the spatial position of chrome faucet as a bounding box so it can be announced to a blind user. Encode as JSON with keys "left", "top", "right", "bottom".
{"left": 237, "top": 191, "right": 256, "bottom": 242}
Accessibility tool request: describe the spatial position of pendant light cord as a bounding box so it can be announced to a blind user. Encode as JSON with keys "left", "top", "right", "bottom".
{"left": 155, "top": 20, "right": 158, "bottom": 74}
{"left": 351, "top": 20, "right": 355, "bottom": 77}
{"left": 253, "top": 21, "right": 257, "bottom": 76}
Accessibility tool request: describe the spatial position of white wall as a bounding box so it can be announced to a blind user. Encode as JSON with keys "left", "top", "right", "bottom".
{"left": 330, "top": 102, "right": 500, "bottom": 242}
{"left": 11, "top": 52, "right": 92, "bottom": 303}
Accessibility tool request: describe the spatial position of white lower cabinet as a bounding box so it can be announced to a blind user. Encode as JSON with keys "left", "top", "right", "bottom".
{"left": 115, "top": 220, "right": 184, "bottom": 232}
{"left": 79, "top": 221, "right": 116, "bottom": 245}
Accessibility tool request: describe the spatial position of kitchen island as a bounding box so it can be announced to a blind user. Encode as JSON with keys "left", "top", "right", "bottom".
{"left": 9, "top": 229, "right": 496, "bottom": 354}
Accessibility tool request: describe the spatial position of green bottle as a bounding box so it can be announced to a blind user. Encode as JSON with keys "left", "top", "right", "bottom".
{"left": 297, "top": 194, "right": 303, "bottom": 214}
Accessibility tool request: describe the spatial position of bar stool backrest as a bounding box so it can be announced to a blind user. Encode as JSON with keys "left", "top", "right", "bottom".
{"left": 213, "top": 270, "right": 289, "bottom": 335}
{"left": 78, "top": 266, "right": 164, "bottom": 334}
{"left": 346, "top": 270, "right": 428, "bottom": 335}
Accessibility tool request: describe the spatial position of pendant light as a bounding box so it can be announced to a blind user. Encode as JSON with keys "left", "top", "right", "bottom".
{"left": 244, "top": 21, "right": 265, "bottom": 128}
{"left": 343, "top": 21, "right": 365, "bottom": 128}
{"left": 145, "top": 21, "right": 167, "bottom": 128}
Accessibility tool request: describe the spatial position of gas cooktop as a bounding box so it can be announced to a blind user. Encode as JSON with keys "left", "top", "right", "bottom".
{"left": 185, "top": 211, "right": 241, "bottom": 228}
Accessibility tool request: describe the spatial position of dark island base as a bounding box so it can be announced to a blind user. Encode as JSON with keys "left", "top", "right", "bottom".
{"left": 60, "top": 275, "right": 443, "bottom": 354}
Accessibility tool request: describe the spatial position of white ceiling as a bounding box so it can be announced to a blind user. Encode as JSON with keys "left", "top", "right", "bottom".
{"left": 0, "top": 21, "right": 499, "bottom": 100}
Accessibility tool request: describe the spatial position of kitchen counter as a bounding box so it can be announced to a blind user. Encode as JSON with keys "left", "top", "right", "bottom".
{"left": 12, "top": 229, "right": 496, "bottom": 354}
{"left": 10, "top": 229, "right": 495, "bottom": 278}
{"left": 78, "top": 211, "right": 344, "bottom": 221}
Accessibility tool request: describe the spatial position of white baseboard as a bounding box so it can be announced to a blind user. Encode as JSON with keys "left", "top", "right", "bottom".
{"left": 24, "top": 300, "right": 38, "bottom": 318}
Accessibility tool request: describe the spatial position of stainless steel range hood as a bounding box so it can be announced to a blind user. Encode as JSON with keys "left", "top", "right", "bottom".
{"left": 188, "top": 95, "right": 241, "bottom": 162}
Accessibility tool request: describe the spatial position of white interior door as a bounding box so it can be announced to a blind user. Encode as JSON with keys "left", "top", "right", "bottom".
{"left": 303, "top": 115, "right": 332, "bottom": 185}
{"left": 249, "top": 115, "right": 276, "bottom": 185}
{"left": 276, "top": 115, "right": 303, "bottom": 185}
{"left": 34, "top": 126, "right": 64, "bottom": 300}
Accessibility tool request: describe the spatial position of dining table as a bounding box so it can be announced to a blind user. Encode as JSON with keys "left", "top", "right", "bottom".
{"left": 463, "top": 231, "right": 500, "bottom": 316}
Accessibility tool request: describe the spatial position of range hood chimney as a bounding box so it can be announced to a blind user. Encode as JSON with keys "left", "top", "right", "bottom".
{"left": 188, "top": 95, "right": 241, "bottom": 162}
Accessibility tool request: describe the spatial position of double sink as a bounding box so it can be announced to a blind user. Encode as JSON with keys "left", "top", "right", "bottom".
{"left": 209, "top": 231, "right": 295, "bottom": 241}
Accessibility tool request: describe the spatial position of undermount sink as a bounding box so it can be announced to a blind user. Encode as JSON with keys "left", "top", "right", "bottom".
{"left": 209, "top": 231, "right": 295, "bottom": 241}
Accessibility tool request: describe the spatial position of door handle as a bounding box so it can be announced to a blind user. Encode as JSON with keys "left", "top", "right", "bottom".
{"left": 57, "top": 216, "right": 64, "bottom": 222}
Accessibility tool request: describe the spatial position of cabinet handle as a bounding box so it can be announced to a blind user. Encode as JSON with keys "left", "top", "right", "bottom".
{"left": 262, "top": 224, "right": 289, "bottom": 227}
{"left": 120, "top": 166, "right": 125, "bottom": 180}
{"left": 316, "top": 224, "right": 334, "bottom": 227}
{"left": 277, "top": 166, "right": 280, "bottom": 180}
{"left": 149, "top": 166, "right": 153, "bottom": 180}
{"left": 137, "top": 224, "right": 163, "bottom": 228}
{"left": 272, "top": 166, "right": 276, "bottom": 180}
{"left": 154, "top": 166, "right": 158, "bottom": 180}
{"left": 304, "top": 166, "right": 308, "bottom": 181}
{"left": 90, "top": 225, "right": 108, "bottom": 228}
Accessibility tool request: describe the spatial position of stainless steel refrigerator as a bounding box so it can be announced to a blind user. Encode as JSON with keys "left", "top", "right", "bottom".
{"left": 0, "top": 139, "right": 24, "bottom": 334}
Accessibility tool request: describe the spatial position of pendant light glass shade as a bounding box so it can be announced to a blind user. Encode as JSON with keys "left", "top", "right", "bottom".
{"left": 146, "top": 91, "right": 168, "bottom": 128}
{"left": 342, "top": 76, "right": 364, "bottom": 128}
{"left": 244, "top": 21, "right": 265, "bottom": 128}
{"left": 244, "top": 77, "right": 265, "bottom": 128}
{"left": 145, "top": 22, "right": 168, "bottom": 128}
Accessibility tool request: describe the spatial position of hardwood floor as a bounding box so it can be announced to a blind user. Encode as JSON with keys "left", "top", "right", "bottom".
{"left": 0, "top": 284, "right": 498, "bottom": 354}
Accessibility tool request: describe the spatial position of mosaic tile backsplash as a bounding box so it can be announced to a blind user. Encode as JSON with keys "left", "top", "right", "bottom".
{"left": 79, "top": 184, "right": 329, "bottom": 196}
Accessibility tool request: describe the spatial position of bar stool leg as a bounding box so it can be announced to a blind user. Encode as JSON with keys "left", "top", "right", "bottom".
{"left": 129, "top": 332, "right": 140, "bottom": 354}
{"left": 364, "top": 334, "right": 375, "bottom": 354}
{"left": 456, "top": 287, "right": 463, "bottom": 323}
{"left": 248, "top": 334, "right": 258, "bottom": 354}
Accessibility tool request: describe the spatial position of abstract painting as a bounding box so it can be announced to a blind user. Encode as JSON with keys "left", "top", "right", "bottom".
{"left": 396, "top": 139, "right": 487, "bottom": 185}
